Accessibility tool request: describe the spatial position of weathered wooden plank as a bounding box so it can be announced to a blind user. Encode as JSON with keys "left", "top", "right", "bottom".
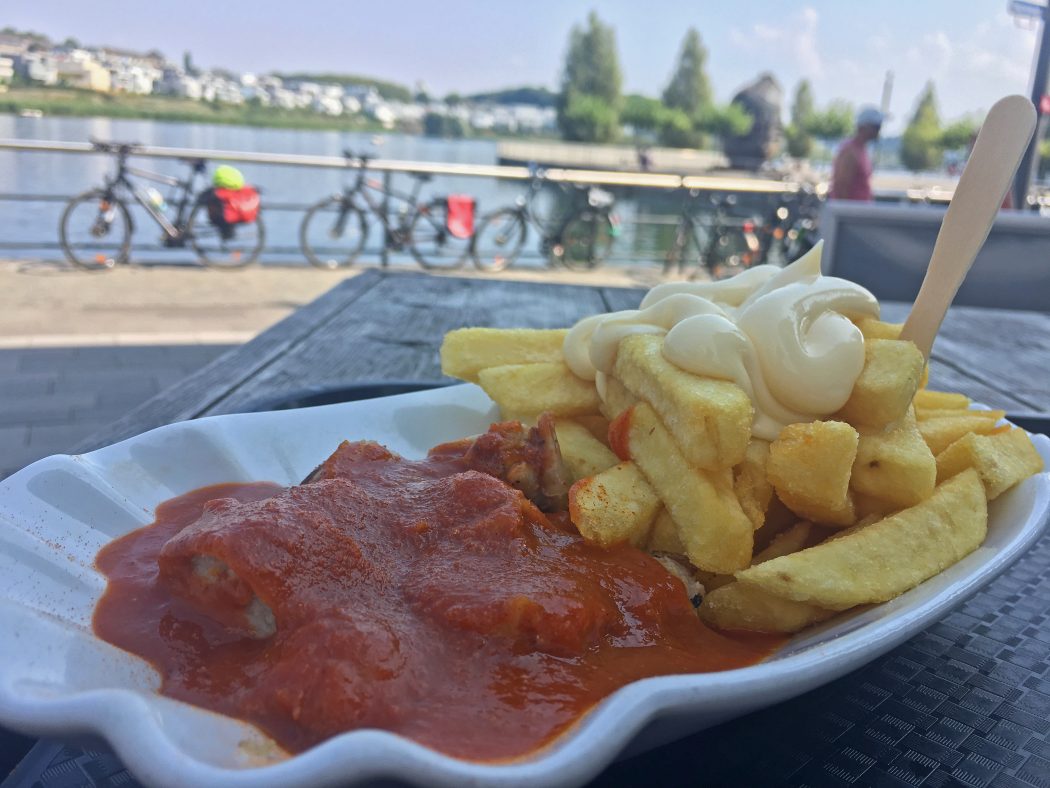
{"left": 882, "top": 302, "right": 1050, "bottom": 410}
{"left": 206, "top": 272, "right": 610, "bottom": 415}
{"left": 73, "top": 271, "right": 385, "bottom": 451}
{"left": 600, "top": 286, "right": 645, "bottom": 312}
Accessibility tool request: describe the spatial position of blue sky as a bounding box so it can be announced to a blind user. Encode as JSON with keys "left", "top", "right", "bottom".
{"left": 7, "top": 1, "right": 1040, "bottom": 131}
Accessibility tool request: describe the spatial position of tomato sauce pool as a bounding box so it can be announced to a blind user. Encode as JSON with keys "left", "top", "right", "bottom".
{"left": 93, "top": 445, "right": 783, "bottom": 762}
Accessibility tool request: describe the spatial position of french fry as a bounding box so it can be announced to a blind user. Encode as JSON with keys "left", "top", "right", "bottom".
{"left": 936, "top": 428, "right": 1044, "bottom": 500}
{"left": 599, "top": 375, "right": 638, "bottom": 422}
{"left": 694, "top": 570, "right": 735, "bottom": 592}
{"left": 735, "top": 469, "right": 988, "bottom": 610}
{"left": 440, "top": 328, "right": 568, "bottom": 383}
{"left": 913, "top": 389, "right": 970, "bottom": 410}
{"left": 573, "top": 413, "right": 611, "bottom": 446}
{"left": 699, "top": 582, "right": 835, "bottom": 634}
{"left": 646, "top": 508, "right": 686, "bottom": 554}
{"left": 856, "top": 318, "right": 903, "bottom": 340}
{"left": 569, "top": 461, "right": 660, "bottom": 548}
{"left": 836, "top": 338, "right": 925, "bottom": 429}
{"left": 734, "top": 439, "right": 773, "bottom": 530}
{"left": 614, "top": 334, "right": 752, "bottom": 470}
{"left": 554, "top": 419, "right": 618, "bottom": 483}
{"left": 918, "top": 414, "right": 1006, "bottom": 455}
{"left": 916, "top": 408, "right": 1005, "bottom": 422}
{"left": 767, "top": 421, "right": 858, "bottom": 526}
{"left": 477, "top": 362, "right": 600, "bottom": 418}
{"left": 850, "top": 408, "right": 936, "bottom": 509}
{"left": 624, "top": 402, "right": 753, "bottom": 573}
{"left": 751, "top": 521, "right": 813, "bottom": 565}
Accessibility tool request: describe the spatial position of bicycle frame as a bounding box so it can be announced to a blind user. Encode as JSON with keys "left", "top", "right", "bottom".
{"left": 102, "top": 151, "right": 206, "bottom": 241}
{"left": 331, "top": 160, "right": 432, "bottom": 250}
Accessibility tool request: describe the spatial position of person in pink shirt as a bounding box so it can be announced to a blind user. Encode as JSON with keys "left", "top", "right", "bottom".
{"left": 830, "top": 107, "right": 884, "bottom": 201}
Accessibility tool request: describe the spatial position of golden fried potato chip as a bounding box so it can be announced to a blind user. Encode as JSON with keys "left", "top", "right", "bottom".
{"left": 850, "top": 408, "right": 936, "bottom": 509}
{"left": 699, "top": 582, "right": 835, "bottom": 634}
{"left": 836, "top": 338, "right": 925, "bottom": 429}
{"left": 936, "top": 428, "right": 1044, "bottom": 500}
{"left": 625, "top": 402, "right": 753, "bottom": 573}
{"left": 767, "top": 421, "right": 858, "bottom": 526}
{"left": 569, "top": 461, "right": 660, "bottom": 547}
{"left": 554, "top": 419, "right": 618, "bottom": 483}
{"left": 735, "top": 469, "right": 987, "bottom": 610}
{"left": 477, "top": 362, "right": 599, "bottom": 418}
{"left": 614, "top": 334, "right": 752, "bottom": 470}
{"left": 440, "top": 328, "right": 568, "bottom": 383}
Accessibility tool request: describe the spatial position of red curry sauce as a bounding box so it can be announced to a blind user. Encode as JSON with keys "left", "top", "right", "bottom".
{"left": 93, "top": 445, "right": 781, "bottom": 761}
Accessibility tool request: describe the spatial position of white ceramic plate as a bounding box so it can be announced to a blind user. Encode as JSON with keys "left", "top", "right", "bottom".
{"left": 0, "top": 383, "right": 1048, "bottom": 788}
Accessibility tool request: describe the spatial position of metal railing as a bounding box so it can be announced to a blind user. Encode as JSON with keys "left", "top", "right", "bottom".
{"left": 0, "top": 138, "right": 825, "bottom": 268}
{"left": 0, "top": 138, "right": 805, "bottom": 193}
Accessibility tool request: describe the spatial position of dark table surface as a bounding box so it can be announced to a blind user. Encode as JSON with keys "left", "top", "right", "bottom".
{"left": 4, "top": 270, "right": 1050, "bottom": 788}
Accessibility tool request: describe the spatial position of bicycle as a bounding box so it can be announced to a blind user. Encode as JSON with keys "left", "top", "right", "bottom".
{"left": 664, "top": 191, "right": 760, "bottom": 280}
{"left": 299, "top": 150, "right": 472, "bottom": 270}
{"left": 750, "top": 184, "right": 821, "bottom": 266}
{"left": 59, "top": 141, "right": 265, "bottom": 270}
{"left": 470, "top": 173, "right": 620, "bottom": 272}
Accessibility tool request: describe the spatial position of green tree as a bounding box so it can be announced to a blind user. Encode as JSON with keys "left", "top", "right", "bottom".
{"left": 622, "top": 94, "right": 667, "bottom": 132}
{"left": 940, "top": 117, "right": 979, "bottom": 150}
{"left": 557, "top": 12, "right": 623, "bottom": 141}
{"left": 562, "top": 93, "right": 620, "bottom": 143}
{"left": 695, "top": 103, "right": 754, "bottom": 138}
{"left": 806, "top": 100, "right": 853, "bottom": 139}
{"left": 786, "top": 80, "right": 815, "bottom": 158}
{"left": 662, "top": 28, "right": 712, "bottom": 117}
{"left": 657, "top": 108, "right": 698, "bottom": 147}
{"left": 900, "top": 83, "right": 943, "bottom": 172}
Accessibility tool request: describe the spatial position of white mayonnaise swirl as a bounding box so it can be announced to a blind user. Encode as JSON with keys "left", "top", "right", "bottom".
{"left": 562, "top": 242, "right": 880, "bottom": 440}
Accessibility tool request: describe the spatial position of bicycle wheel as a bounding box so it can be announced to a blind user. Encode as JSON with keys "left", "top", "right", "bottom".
{"left": 471, "top": 208, "right": 527, "bottom": 272}
{"left": 409, "top": 199, "right": 470, "bottom": 270}
{"left": 59, "top": 190, "right": 131, "bottom": 271}
{"left": 188, "top": 201, "right": 265, "bottom": 269}
{"left": 558, "top": 210, "right": 614, "bottom": 271}
{"left": 300, "top": 196, "right": 368, "bottom": 269}
{"left": 664, "top": 221, "right": 701, "bottom": 277}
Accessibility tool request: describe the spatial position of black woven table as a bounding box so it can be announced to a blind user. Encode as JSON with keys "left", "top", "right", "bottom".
{"left": 3, "top": 271, "right": 1049, "bottom": 788}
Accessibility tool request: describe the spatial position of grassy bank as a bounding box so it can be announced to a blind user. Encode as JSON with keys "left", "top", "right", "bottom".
{"left": 0, "top": 87, "right": 387, "bottom": 132}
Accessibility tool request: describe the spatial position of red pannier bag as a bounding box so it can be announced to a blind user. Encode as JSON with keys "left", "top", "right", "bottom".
{"left": 210, "top": 186, "right": 260, "bottom": 225}
{"left": 446, "top": 194, "right": 475, "bottom": 239}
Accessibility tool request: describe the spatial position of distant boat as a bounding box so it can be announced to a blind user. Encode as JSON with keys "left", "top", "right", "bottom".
{"left": 19, "top": 109, "right": 44, "bottom": 119}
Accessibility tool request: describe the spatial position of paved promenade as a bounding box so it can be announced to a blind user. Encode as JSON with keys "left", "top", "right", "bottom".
{"left": 0, "top": 260, "right": 656, "bottom": 478}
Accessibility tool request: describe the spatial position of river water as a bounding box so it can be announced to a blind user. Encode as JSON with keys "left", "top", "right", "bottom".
{"left": 0, "top": 115, "right": 776, "bottom": 269}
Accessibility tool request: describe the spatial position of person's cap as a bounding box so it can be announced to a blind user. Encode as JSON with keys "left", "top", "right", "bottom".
{"left": 856, "top": 106, "right": 884, "bottom": 128}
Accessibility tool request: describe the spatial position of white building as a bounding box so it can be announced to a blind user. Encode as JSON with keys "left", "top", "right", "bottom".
{"left": 313, "top": 95, "right": 343, "bottom": 116}
{"left": 15, "top": 52, "right": 58, "bottom": 85}
{"left": 0, "top": 56, "right": 13, "bottom": 84}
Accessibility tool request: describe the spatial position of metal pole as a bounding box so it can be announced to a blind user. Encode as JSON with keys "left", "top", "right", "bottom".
{"left": 1013, "top": 4, "right": 1050, "bottom": 209}
{"left": 380, "top": 171, "right": 391, "bottom": 268}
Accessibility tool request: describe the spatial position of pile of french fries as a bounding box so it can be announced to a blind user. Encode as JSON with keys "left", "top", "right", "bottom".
{"left": 440, "top": 320, "right": 1044, "bottom": 634}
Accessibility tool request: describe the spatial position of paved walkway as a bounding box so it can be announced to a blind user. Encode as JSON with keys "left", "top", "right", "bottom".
{"left": 0, "top": 259, "right": 663, "bottom": 478}
{"left": 0, "top": 343, "right": 234, "bottom": 479}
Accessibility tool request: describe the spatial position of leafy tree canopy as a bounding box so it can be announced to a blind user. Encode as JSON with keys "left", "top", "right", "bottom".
{"left": 662, "top": 28, "right": 712, "bottom": 117}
